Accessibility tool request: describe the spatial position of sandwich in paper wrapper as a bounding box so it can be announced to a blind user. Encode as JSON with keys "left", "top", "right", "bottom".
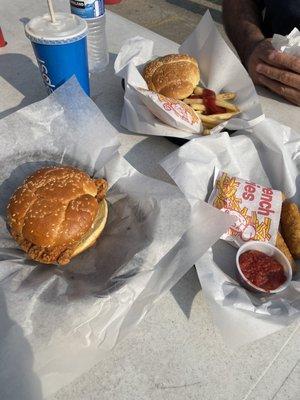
{"left": 134, "top": 87, "right": 202, "bottom": 134}
{"left": 208, "top": 170, "right": 282, "bottom": 247}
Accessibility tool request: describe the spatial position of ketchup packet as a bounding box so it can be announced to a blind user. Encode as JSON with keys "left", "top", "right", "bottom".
{"left": 208, "top": 170, "right": 282, "bottom": 247}
{"left": 135, "top": 87, "right": 203, "bottom": 134}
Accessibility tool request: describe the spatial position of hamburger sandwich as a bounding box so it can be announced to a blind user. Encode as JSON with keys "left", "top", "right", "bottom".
{"left": 143, "top": 54, "right": 200, "bottom": 100}
{"left": 7, "top": 166, "right": 108, "bottom": 265}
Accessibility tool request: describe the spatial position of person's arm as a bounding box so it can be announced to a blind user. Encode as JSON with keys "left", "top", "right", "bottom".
{"left": 223, "top": 0, "right": 300, "bottom": 106}
{"left": 223, "top": 0, "right": 265, "bottom": 66}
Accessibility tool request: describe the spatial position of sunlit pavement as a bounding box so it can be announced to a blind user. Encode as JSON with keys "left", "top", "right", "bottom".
{"left": 106, "top": 0, "right": 227, "bottom": 44}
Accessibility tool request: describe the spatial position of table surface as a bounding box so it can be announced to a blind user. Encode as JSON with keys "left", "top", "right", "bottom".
{"left": 1, "top": 2, "right": 300, "bottom": 400}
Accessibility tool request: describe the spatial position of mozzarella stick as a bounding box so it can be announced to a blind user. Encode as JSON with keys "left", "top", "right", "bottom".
{"left": 281, "top": 201, "right": 300, "bottom": 259}
{"left": 276, "top": 232, "right": 297, "bottom": 273}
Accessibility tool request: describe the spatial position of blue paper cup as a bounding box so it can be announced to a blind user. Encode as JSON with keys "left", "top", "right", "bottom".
{"left": 25, "top": 13, "right": 90, "bottom": 95}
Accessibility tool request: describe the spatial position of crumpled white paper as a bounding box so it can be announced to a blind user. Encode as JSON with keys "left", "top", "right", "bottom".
{"left": 134, "top": 86, "right": 203, "bottom": 134}
{"left": 272, "top": 28, "right": 300, "bottom": 57}
{"left": 161, "top": 118, "right": 300, "bottom": 346}
{"left": 114, "top": 11, "right": 264, "bottom": 140}
{"left": 0, "top": 78, "right": 235, "bottom": 398}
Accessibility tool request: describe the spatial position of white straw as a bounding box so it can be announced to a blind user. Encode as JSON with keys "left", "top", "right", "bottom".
{"left": 47, "top": 0, "right": 56, "bottom": 23}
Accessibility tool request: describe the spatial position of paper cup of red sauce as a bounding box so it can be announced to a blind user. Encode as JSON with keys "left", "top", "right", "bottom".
{"left": 236, "top": 241, "right": 292, "bottom": 294}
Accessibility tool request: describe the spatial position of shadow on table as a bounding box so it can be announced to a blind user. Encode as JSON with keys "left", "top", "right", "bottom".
{"left": 90, "top": 52, "right": 178, "bottom": 181}
{"left": 124, "top": 136, "right": 178, "bottom": 181}
{"left": 89, "top": 52, "right": 126, "bottom": 132}
{"left": 170, "top": 267, "right": 201, "bottom": 319}
{"left": 0, "top": 53, "right": 45, "bottom": 120}
{"left": 166, "top": 0, "right": 222, "bottom": 23}
{"left": 0, "top": 287, "right": 42, "bottom": 400}
{"left": 255, "top": 85, "right": 294, "bottom": 106}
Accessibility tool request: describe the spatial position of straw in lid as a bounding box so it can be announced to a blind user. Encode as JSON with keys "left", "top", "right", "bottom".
{"left": 25, "top": 12, "right": 87, "bottom": 45}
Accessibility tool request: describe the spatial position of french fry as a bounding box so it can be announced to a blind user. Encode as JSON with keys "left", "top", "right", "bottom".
{"left": 203, "top": 128, "right": 211, "bottom": 136}
{"left": 214, "top": 111, "right": 239, "bottom": 120}
{"left": 215, "top": 99, "right": 239, "bottom": 112}
{"left": 183, "top": 98, "right": 203, "bottom": 105}
{"left": 216, "top": 92, "right": 236, "bottom": 101}
{"left": 193, "top": 87, "right": 236, "bottom": 101}
{"left": 197, "top": 111, "right": 238, "bottom": 126}
{"left": 191, "top": 103, "right": 206, "bottom": 112}
{"left": 186, "top": 87, "right": 239, "bottom": 128}
{"left": 203, "top": 122, "right": 217, "bottom": 128}
{"left": 195, "top": 112, "right": 217, "bottom": 127}
{"left": 203, "top": 120, "right": 218, "bottom": 128}
{"left": 204, "top": 124, "right": 218, "bottom": 129}
{"left": 193, "top": 86, "right": 204, "bottom": 95}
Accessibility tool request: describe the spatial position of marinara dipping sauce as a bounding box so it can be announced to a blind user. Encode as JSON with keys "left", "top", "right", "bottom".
{"left": 239, "top": 250, "right": 287, "bottom": 291}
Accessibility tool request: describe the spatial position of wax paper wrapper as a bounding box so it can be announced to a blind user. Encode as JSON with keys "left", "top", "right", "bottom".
{"left": 208, "top": 170, "right": 282, "bottom": 247}
{"left": 272, "top": 28, "right": 300, "bottom": 57}
{"left": 161, "top": 119, "right": 300, "bottom": 346}
{"left": 114, "top": 11, "right": 264, "bottom": 140}
{"left": 134, "top": 87, "right": 202, "bottom": 134}
{"left": 0, "top": 78, "right": 234, "bottom": 398}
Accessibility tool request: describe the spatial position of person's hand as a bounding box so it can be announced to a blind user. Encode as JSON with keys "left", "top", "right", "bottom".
{"left": 247, "top": 39, "right": 300, "bottom": 106}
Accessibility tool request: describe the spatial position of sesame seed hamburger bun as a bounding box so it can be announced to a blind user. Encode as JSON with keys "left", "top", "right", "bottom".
{"left": 7, "top": 166, "right": 108, "bottom": 265}
{"left": 143, "top": 54, "right": 200, "bottom": 100}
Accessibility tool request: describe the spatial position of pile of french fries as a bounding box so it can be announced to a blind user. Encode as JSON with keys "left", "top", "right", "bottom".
{"left": 183, "top": 86, "right": 240, "bottom": 135}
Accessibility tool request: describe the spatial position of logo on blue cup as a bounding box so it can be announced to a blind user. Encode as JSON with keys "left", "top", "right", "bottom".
{"left": 37, "top": 57, "right": 55, "bottom": 93}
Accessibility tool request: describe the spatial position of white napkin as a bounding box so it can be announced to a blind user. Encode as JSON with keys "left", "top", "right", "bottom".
{"left": 272, "top": 28, "right": 300, "bottom": 57}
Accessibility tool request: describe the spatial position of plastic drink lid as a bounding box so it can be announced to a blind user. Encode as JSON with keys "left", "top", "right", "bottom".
{"left": 25, "top": 12, "right": 88, "bottom": 44}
